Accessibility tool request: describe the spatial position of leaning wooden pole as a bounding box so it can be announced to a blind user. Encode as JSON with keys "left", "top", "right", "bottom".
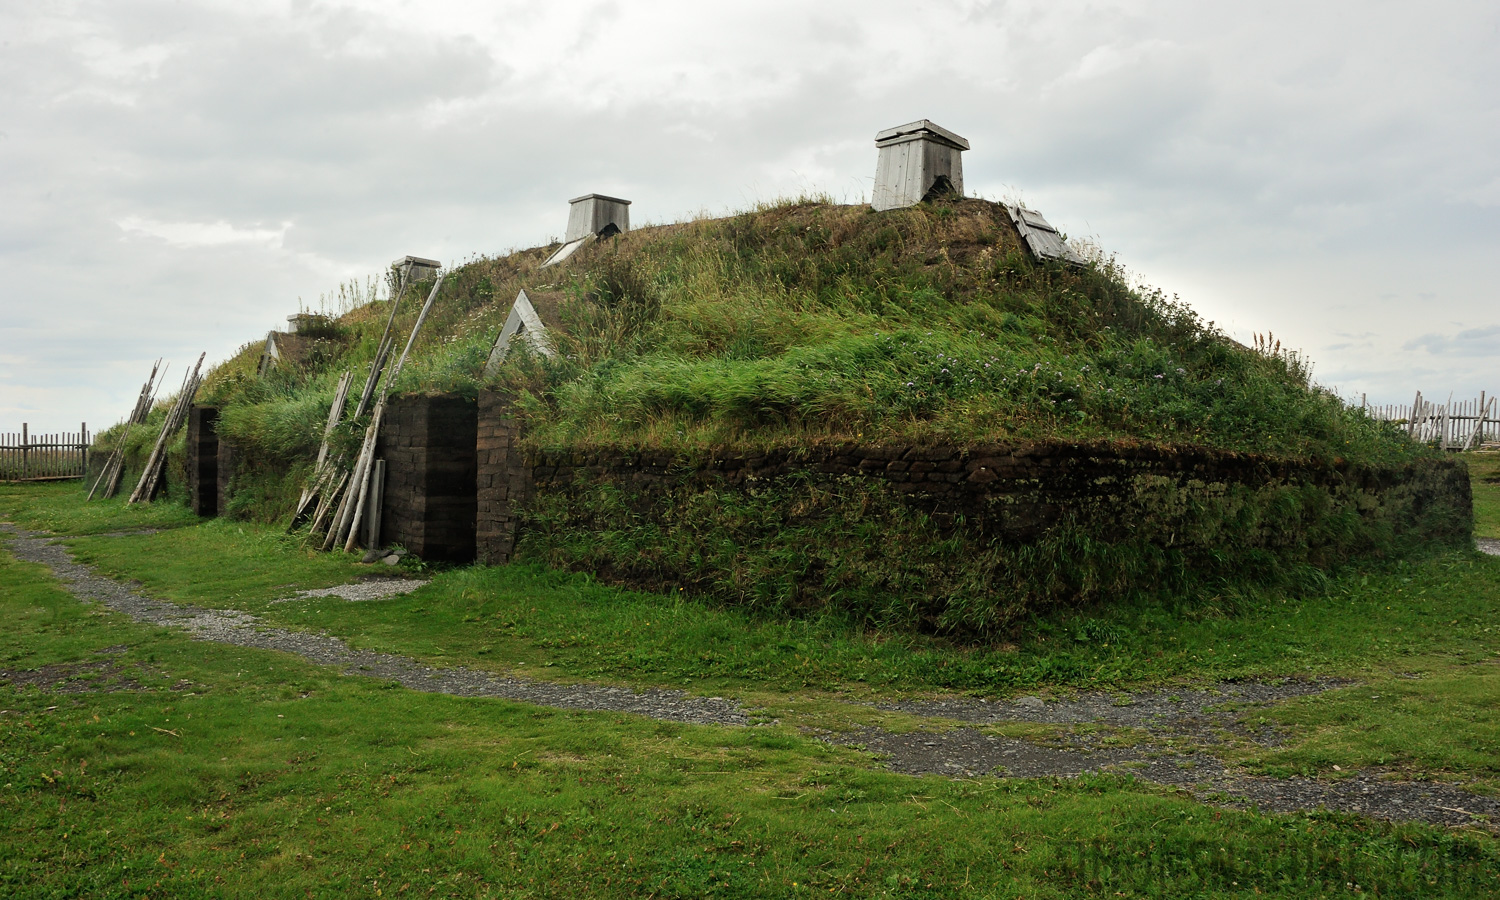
{"left": 353, "top": 264, "right": 413, "bottom": 419}
{"left": 304, "top": 266, "right": 412, "bottom": 541}
{"left": 308, "top": 469, "right": 349, "bottom": 536}
{"left": 91, "top": 359, "right": 164, "bottom": 500}
{"left": 327, "top": 400, "right": 385, "bottom": 552}
{"left": 128, "top": 353, "right": 205, "bottom": 504}
{"left": 127, "top": 364, "right": 192, "bottom": 504}
{"left": 290, "top": 369, "right": 355, "bottom": 527}
{"left": 337, "top": 271, "right": 446, "bottom": 553}
{"left": 1463, "top": 394, "right": 1493, "bottom": 452}
{"left": 89, "top": 359, "right": 160, "bottom": 499}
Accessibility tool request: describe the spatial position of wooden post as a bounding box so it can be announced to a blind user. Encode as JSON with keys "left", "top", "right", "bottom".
{"left": 1440, "top": 393, "right": 1453, "bottom": 450}
{"left": 20, "top": 423, "right": 27, "bottom": 481}
{"left": 1460, "top": 393, "right": 1484, "bottom": 451}
{"left": 341, "top": 272, "right": 446, "bottom": 553}
{"left": 291, "top": 369, "right": 354, "bottom": 527}
{"left": 301, "top": 264, "right": 414, "bottom": 542}
{"left": 91, "top": 359, "right": 162, "bottom": 500}
{"left": 327, "top": 401, "right": 383, "bottom": 551}
{"left": 364, "top": 458, "right": 385, "bottom": 551}
{"left": 129, "top": 353, "right": 205, "bottom": 504}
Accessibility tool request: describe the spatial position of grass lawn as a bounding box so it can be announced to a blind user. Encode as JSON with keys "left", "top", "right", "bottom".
{"left": 5, "top": 481, "right": 1500, "bottom": 896}
{"left": 1464, "top": 451, "right": 1500, "bottom": 539}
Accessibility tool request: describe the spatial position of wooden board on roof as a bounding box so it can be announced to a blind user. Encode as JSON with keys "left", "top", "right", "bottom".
{"left": 1004, "top": 204, "right": 1087, "bottom": 265}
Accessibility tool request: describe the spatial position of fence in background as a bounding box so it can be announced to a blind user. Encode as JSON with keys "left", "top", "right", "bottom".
{"left": 1364, "top": 392, "right": 1498, "bottom": 450}
{"left": 0, "top": 425, "right": 91, "bottom": 481}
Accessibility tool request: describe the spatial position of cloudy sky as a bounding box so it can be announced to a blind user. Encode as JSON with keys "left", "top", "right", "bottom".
{"left": 3, "top": 0, "right": 1497, "bottom": 434}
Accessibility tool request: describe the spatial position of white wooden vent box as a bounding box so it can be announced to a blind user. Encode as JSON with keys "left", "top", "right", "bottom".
{"left": 542, "top": 194, "right": 632, "bottom": 268}
{"left": 872, "top": 120, "right": 969, "bottom": 211}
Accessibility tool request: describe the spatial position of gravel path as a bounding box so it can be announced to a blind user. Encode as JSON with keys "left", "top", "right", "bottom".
{"left": 5, "top": 523, "right": 1498, "bottom": 829}
{"left": 880, "top": 680, "right": 1346, "bottom": 737}
{"left": 273, "top": 579, "right": 430, "bottom": 603}
{"left": 1, "top": 526, "right": 746, "bottom": 727}
{"left": 836, "top": 680, "right": 1500, "bottom": 828}
{"left": 1479, "top": 537, "right": 1500, "bottom": 556}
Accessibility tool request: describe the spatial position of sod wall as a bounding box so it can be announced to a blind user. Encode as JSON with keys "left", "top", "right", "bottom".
{"left": 476, "top": 390, "right": 1473, "bottom": 634}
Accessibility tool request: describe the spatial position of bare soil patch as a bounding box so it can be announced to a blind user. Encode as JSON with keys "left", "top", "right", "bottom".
{"left": 0, "top": 649, "right": 192, "bottom": 694}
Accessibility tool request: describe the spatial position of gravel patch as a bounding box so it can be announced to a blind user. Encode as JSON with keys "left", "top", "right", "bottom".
{"left": 879, "top": 680, "right": 1346, "bottom": 741}
{"left": 1478, "top": 538, "right": 1500, "bottom": 556}
{"left": 828, "top": 727, "right": 1500, "bottom": 827}
{"left": 1, "top": 525, "right": 747, "bottom": 727}
{"left": 274, "top": 579, "right": 429, "bottom": 603}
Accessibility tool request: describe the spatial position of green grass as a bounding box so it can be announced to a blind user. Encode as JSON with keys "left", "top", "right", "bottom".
{"left": 14, "top": 482, "right": 1496, "bottom": 701}
{"left": 7, "top": 480, "right": 1500, "bottom": 796}
{"left": 1464, "top": 451, "right": 1500, "bottom": 539}
{"left": 184, "top": 198, "right": 1433, "bottom": 531}
{"left": 1242, "top": 668, "right": 1500, "bottom": 791}
{"left": 0, "top": 481, "right": 199, "bottom": 536}
{"left": 483, "top": 200, "right": 1416, "bottom": 463}
{"left": 5, "top": 500, "right": 1500, "bottom": 897}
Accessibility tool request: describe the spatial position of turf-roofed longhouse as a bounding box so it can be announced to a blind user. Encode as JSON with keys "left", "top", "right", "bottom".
{"left": 109, "top": 120, "right": 1468, "bottom": 638}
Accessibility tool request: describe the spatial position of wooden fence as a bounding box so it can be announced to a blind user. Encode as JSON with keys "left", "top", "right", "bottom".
{"left": 0, "top": 424, "right": 91, "bottom": 482}
{"left": 1364, "top": 392, "right": 1498, "bottom": 450}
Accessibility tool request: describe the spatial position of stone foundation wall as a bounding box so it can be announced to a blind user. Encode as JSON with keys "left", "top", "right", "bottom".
{"left": 475, "top": 391, "right": 531, "bottom": 565}
{"left": 376, "top": 394, "right": 478, "bottom": 563}
{"left": 185, "top": 405, "right": 220, "bottom": 517}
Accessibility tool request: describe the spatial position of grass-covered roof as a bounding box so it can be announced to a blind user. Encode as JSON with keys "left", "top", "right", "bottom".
{"left": 194, "top": 196, "right": 1425, "bottom": 471}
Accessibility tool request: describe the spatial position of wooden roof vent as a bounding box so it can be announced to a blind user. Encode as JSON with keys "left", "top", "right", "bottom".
{"left": 872, "top": 120, "right": 969, "bottom": 211}
{"left": 543, "top": 193, "right": 632, "bottom": 267}
{"left": 391, "top": 255, "right": 442, "bottom": 283}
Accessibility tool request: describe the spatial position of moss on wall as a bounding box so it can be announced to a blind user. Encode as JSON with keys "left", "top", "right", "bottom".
{"left": 515, "top": 444, "right": 1472, "bottom": 637}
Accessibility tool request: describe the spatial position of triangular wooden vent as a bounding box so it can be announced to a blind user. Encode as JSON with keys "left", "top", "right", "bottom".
{"left": 483, "top": 289, "right": 556, "bottom": 376}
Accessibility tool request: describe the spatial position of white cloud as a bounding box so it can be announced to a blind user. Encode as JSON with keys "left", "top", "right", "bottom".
{"left": 116, "top": 216, "right": 291, "bottom": 248}
{"left": 1403, "top": 326, "right": 1500, "bottom": 358}
{"left": 1, "top": 0, "right": 1498, "bottom": 432}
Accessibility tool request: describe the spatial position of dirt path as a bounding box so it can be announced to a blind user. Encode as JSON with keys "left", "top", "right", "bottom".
{"left": 5, "top": 524, "right": 1499, "bottom": 829}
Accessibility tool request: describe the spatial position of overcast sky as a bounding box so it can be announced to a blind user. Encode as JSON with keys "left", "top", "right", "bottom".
{"left": 3, "top": 0, "right": 1497, "bottom": 434}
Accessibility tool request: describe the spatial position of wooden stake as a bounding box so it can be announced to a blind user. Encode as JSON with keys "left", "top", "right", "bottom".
{"left": 302, "top": 266, "right": 413, "bottom": 541}
{"left": 290, "top": 369, "right": 354, "bottom": 527}
{"left": 128, "top": 354, "right": 204, "bottom": 504}
{"left": 90, "top": 359, "right": 162, "bottom": 500}
{"left": 324, "top": 397, "right": 383, "bottom": 551}
{"left": 335, "top": 271, "right": 447, "bottom": 552}
{"left": 308, "top": 469, "right": 348, "bottom": 538}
